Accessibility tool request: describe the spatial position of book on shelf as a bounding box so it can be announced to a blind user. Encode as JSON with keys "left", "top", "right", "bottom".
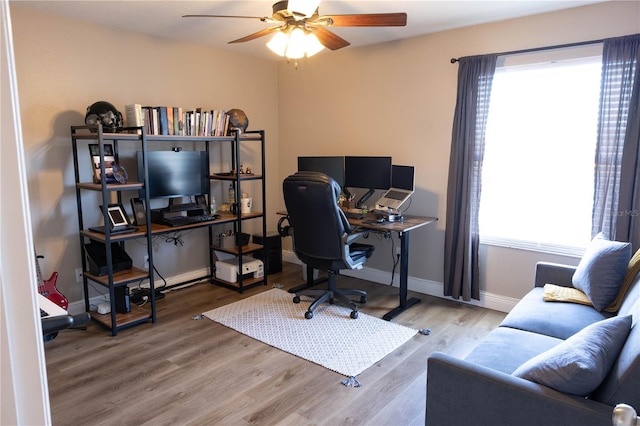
{"left": 158, "top": 106, "right": 169, "bottom": 135}
{"left": 166, "top": 107, "right": 174, "bottom": 136}
{"left": 174, "top": 107, "right": 183, "bottom": 135}
{"left": 124, "top": 104, "right": 143, "bottom": 128}
{"left": 134, "top": 105, "right": 230, "bottom": 136}
{"left": 88, "top": 143, "right": 117, "bottom": 184}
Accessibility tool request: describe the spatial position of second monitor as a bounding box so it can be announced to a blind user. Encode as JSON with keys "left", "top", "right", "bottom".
{"left": 344, "top": 156, "right": 392, "bottom": 208}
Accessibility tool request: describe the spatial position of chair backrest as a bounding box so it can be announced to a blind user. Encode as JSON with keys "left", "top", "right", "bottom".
{"left": 283, "top": 172, "right": 350, "bottom": 268}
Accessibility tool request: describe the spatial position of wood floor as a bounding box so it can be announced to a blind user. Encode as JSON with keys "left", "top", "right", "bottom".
{"left": 44, "top": 262, "right": 505, "bottom": 425}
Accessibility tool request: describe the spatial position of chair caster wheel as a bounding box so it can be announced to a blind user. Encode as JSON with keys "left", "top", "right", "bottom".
{"left": 293, "top": 296, "right": 301, "bottom": 304}
{"left": 305, "top": 311, "right": 314, "bottom": 319}
{"left": 350, "top": 310, "right": 359, "bottom": 319}
{"left": 360, "top": 296, "right": 367, "bottom": 304}
{"left": 329, "top": 297, "right": 335, "bottom": 305}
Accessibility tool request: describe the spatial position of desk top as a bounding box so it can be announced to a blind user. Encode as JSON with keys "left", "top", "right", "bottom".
{"left": 349, "top": 214, "right": 438, "bottom": 233}
{"left": 277, "top": 210, "right": 437, "bottom": 233}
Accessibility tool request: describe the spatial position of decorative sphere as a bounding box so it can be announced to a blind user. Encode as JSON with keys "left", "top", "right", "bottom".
{"left": 227, "top": 109, "right": 249, "bottom": 133}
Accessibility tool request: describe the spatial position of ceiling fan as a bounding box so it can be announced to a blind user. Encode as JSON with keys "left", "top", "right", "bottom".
{"left": 183, "top": 0, "right": 407, "bottom": 59}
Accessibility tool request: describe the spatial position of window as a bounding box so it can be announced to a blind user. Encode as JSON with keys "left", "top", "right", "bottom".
{"left": 479, "top": 53, "right": 602, "bottom": 255}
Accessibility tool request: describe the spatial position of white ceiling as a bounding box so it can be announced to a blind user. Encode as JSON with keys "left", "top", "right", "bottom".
{"left": 16, "top": 0, "right": 609, "bottom": 60}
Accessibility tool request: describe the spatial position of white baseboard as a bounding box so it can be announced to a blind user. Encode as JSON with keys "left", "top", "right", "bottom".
{"left": 69, "top": 268, "right": 211, "bottom": 315}
{"left": 283, "top": 250, "right": 518, "bottom": 313}
{"left": 70, "top": 254, "right": 519, "bottom": 315}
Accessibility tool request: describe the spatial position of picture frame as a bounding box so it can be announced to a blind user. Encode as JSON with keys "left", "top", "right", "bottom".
{"left": 101, "top": 203, "right": 132, "bottom": 229}
{"left": 88, "top": 143, "right": 117, "bottom": 184}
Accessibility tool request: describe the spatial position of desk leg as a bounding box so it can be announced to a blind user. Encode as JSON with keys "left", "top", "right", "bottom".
{"left": 383, "top": 230, "right": 421, "bottom": 321}
{"left": 288, "top": 264, "right": 328, "bottom": 293}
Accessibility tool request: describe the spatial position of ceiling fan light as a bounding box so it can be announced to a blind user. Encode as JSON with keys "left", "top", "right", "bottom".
{"left": 304, "top": 32, "right": 324, "bottom": 57}
{"left": 266, "top": 31, "right": 289, "bottom": 56}
{"left": 284, "top": 28, "right": 307, "bottom": 59}
{"left": 287, "top": 0, "right": 320, "bottom": 19}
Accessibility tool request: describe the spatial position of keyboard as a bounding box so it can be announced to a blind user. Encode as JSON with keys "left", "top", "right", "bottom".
{"left": 162, "top": 214, "right": 218, "bottom": 227}
{"left": 345, "top": 212, "right": 365, "bottom": 220}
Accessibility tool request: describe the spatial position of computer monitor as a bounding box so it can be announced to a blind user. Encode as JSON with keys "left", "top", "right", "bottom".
{"left": 137, "top": 150, "right": 209, "bottom": 202}
{"left": 375, "top": 165, "right": 415, "bottom": 212}
{"left": 392, "top": 165, "right": 415, "bottom": 191}
{"left": 297, "top": 156, "right": 345, "bottom": 188}
{"left": 344, "top": 156, "right": 392, "bottom": 208}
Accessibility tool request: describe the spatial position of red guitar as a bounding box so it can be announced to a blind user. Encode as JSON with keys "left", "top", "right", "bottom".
{"left": 35, "top": 250, "right": 68, "bottom": 310}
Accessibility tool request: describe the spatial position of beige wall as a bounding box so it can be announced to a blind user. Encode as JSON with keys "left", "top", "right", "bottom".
{"left": 276, "top": 1, "right": 640, "bottom": 303}
{"left": 9, "top": 1, "right": 640, "bottom": 310}
{"left": 10, "top": 5, "right": 279, "bottom": 305}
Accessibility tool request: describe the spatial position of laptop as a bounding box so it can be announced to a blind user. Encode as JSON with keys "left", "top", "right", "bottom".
{"left": 89, "top": 203, "right": 137, "bottom": 235}
{"left": 375, "top": 165, "right": 415, "bottom": 211}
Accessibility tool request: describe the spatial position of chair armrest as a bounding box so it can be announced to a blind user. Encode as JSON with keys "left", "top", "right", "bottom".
{"left": 534, "top": 262, "right": 577, "bottom": 288}
{"left": 345, "top": 229, "right": 368, "bottom": 245}
{"left": 426, "top": 352, "right": 611, "bottom": 426}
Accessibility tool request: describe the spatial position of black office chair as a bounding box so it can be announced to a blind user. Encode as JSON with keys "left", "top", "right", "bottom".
{"left": 282, "top": 171, "right": 375, "bottom": 319}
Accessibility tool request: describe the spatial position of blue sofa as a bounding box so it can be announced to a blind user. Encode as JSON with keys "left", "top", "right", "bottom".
{"left": 426, "top": 261, "right": 640, "bottom": 426}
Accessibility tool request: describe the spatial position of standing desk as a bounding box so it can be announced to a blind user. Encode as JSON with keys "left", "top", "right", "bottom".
{"left": 284, "top": 211, "right": 438, "bottom": 321}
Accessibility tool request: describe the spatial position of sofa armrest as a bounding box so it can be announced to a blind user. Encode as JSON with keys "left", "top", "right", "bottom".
{"left": 534, "top": 262, "right": 577, "bottom": 288}
{"left": 426, "top": 352, "right": 611, "bottom": 426}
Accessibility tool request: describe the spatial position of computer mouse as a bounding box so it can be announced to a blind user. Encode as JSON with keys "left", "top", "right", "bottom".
{"left": 376, "top": 216, "right": 386, "bottom": 223}
{"left": 212, "top": 214, "right": 221, "bottom": 219}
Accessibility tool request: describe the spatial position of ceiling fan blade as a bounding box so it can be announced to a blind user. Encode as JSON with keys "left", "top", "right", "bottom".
{"left": 323, "top": 13, "right": 407, "bottom": 27}
{"left": 228, "top": 27, "right": 281, "bottom": 44}
{"left": 313, "top": 27, "right": 350, "bottom": 51}
{"left": 183, "top": 14, "right": 268, "bottom": 21}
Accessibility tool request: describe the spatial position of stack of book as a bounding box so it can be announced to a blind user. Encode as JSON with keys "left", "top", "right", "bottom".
{"left": 125, "top": 104, "right": 230, "bottom": 137}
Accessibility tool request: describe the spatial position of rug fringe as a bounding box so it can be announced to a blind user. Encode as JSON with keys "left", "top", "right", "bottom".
{"left": 342, "top": 376, "right": 362, "bottom": 387}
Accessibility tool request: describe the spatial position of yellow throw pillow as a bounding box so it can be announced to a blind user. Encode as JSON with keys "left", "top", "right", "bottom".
{"left": 543, "top": 284, "right": 592, "bottom": 306}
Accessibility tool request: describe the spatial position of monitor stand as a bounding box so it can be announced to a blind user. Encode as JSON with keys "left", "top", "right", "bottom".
{"left": 168, "top": 197, "right": 197, "bottom": 212}
{"left": 355, "top": 188, "right": 375, "bottom": 209}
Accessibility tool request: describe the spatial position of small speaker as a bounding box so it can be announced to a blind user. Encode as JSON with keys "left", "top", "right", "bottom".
{"left": 130, "top": 198, "right": 146, "bottom": 226}
{"left": 114, "top": 286, "right": 131, "bottom": 313}
{"left": 253, "top": 232, "right": 282, "bottom": 274}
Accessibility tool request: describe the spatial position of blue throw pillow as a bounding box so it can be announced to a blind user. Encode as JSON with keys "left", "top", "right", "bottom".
{"left": 572, "top": 234, "right": 631, "bottom": 311}
{"left": 512, "top": 315, "right": 632, "bottom": 396}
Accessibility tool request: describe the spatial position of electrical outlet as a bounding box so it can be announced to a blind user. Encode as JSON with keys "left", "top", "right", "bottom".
{"left": 75, "top": 268, "right": 83, "bottom": 283}
{"left": 395, "top": 247, "right": 401, "bottom": 257}
{"left": 144, "top": 255, "right": 149, "bottom": 270}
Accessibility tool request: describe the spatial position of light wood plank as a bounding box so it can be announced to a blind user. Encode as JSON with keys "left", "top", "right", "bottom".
{"left": 44, "top": 261, "right": 505, "bottom": 425}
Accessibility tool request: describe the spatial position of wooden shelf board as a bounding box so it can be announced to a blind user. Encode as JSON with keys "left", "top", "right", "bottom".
{"left": 76, "top": 181, "right": 143, "bottom": 191}
{"left": 211, "top": 242, "right": 263, "bottom": 255}
{"left": 85, "top": 267, "right": 150, "bottom": 286}
{"left": 210, "top": 276, "right": 265, "bottom": 290}
{"left": 210, "top": 174, "right": 263, "bottom": 181}
{"left": 90, "top": 304, "right": 152, "bottom": 329}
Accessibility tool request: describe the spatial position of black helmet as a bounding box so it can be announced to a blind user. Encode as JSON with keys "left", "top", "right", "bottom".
{"left": 85, "top": 101, "right": 123, "bottom": 132}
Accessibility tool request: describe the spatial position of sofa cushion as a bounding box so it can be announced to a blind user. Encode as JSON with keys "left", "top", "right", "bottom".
{"left": 572, "top": 234, "right": 631, "bottom": 311}
{"left": 501, "top": 287, "right": 610, "bottom": 340}
{"left": 512, "top": 315, "right": 632, "bottom": 396}
{"left": 592, "top": 300, "right": 640, "bottom": 407}
{"left": 464, "top": 326, "right": 562, "bottom": 374}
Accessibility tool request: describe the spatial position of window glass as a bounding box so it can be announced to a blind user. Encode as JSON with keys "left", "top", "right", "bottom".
{"left": 479, "top": 55, "right": 602, "bottom": 254}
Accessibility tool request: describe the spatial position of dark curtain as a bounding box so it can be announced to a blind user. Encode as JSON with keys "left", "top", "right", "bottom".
{"left": 444, "top": 54, "right": 497, "bottom": 301}
{"left": 592, "top": 34, "right": 640, "bottom": 249}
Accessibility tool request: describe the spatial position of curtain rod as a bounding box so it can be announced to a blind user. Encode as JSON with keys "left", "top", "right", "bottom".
{"left": 450, "top": 38, "right": 606, "bottom": 64}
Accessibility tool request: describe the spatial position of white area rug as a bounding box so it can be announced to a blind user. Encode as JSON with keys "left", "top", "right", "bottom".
{"left": 202, "top": 288, "right": 417, "bottom": 377}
